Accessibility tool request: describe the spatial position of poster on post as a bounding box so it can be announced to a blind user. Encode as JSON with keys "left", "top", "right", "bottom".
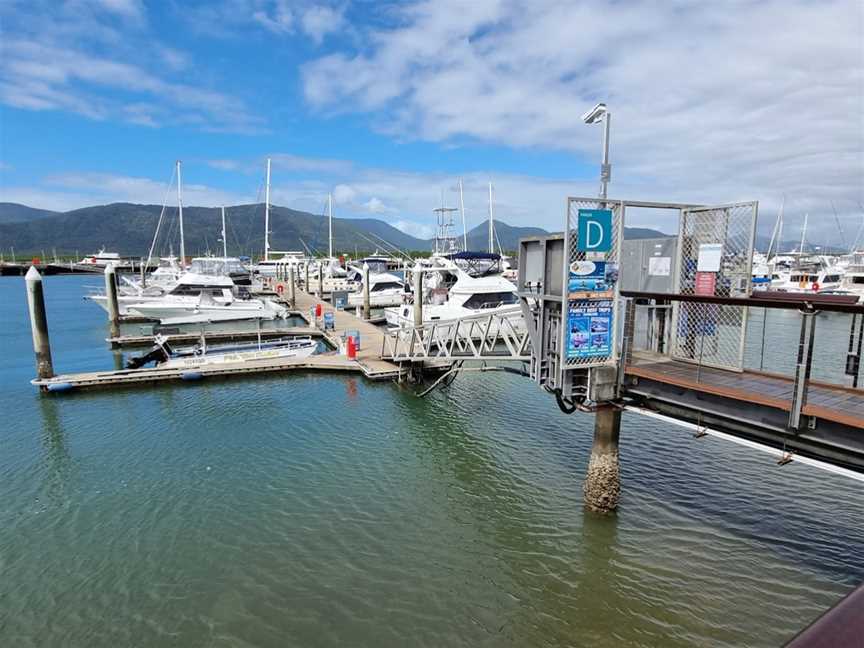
{"left": 568, "top": 260, "right": 619, "bottom": 299}
{"left": 567, "top": 300, "right": 613, "bottom": 359}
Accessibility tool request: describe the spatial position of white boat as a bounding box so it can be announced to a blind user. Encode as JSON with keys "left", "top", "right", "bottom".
{"left": 126, "top": 335, "right": 317, "bottom": 370}
{"left": 253, "top": 251, "right": 309, "bottom": 277}
{"left": 839, "top": 253, "right": 864, "bottom": 301}
{"left": 772, "top": 257, "right": 844, "bottom": 293}
{"left": 385, "top": 263, "right": 524, "bottom": 336}
{"left": 127, "top": 287, "right": 287, "bottom": 325}
{"left": 347, "top": 270, "right": 405, "bottom": 307}
{"left": 89, "top": 269, "right": 243, "bottom": 316}
{"left": 73, "top": 249, "right": 135, "bottom": 272}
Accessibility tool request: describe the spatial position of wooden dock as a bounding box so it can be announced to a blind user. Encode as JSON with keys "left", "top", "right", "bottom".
{"left": 291, "top": 288, "right": 403, "bottom": 379}
{"left": 33, "top": 287, "right": 405, "bottom": 392}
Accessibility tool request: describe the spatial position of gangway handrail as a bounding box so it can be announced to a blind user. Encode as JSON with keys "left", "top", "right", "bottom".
{"left": 620, "top": 290, "right": 864, "bottom": 314}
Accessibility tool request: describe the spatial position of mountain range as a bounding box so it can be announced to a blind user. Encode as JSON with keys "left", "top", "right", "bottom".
{"left": 0, "top": 202, "right": 670, "bottom": 257}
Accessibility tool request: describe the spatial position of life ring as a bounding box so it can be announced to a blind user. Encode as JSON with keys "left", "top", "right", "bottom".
{"left": 812, "top": 282, "right": 820, "bottom": 292}
{"left": 276, "top": 284, "right": 284, "bottom": 294}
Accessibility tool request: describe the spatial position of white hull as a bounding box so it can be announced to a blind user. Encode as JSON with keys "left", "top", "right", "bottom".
{"left": 128, "top": 297, "right": 285, "bottom": 324}
{"left": 160, "top": 341, "right": 317, "bottom": 369}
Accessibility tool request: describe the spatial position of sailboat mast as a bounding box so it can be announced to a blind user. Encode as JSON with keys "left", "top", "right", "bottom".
{"left": 487, "top": 182, "right": 494, "bottom": 254}
{"left": 264, "top": 157, "right": 271, "bottom": 261}
{"left": 800, "top": 213, "right": 808, "bottom": 255}
{"left": 766, "top": 196, "right": 784, "bottom": 259}
{"left": 221, "top": 206, "right": 228, "bottom": 258}
{"left": 177, "top": 160, "right": 185, "bottom": 268}
{"left": 328, "top": 193, "right": 333, "bottom": 259}
{"left": 459, "top": 178, "right": 467, "bottom": 251}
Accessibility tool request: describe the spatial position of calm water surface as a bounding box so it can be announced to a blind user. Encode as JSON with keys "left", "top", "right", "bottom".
{"left": 1, "top": 276, "right": 862, "bottom": 647}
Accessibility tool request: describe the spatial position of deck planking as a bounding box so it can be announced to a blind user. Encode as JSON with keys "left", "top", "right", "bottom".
{"left": 626, "top": 352, "right": 864, "bottom": 429}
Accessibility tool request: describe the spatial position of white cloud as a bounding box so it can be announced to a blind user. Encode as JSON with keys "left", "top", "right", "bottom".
{"left": 252, "top": 0, "right": 294, "bottom": 33}
{"left": 393, "top": 220, "right": 434, "bottom": 240}
{"left": 332, "top": 183, "right": 357, "bottom": 205}
{"left": 1, "top": 172, "right": 254, "bottom": 211}
{"left": 301, "top": 0, "right": 864, "bottom": 241}
{"left": 0, "top": 2, "right": 264, "bottom": 133}
{"left": 300, "top": 5, "right": 344, "bottom": 44}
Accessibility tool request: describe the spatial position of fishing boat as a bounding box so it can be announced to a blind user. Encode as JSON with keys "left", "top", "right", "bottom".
{"left": 839, "top": 253, "right": 864, "bottom": 302}
{"left": 126, "top": 334, "right": 317, "bottom": 370}
{"left": 384, "top": 262, "right": 524, "bottom": 335}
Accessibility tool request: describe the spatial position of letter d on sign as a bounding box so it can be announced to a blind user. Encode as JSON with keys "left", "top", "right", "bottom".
{"left": 576, "top": 209, "right": 613, "bottom": 253}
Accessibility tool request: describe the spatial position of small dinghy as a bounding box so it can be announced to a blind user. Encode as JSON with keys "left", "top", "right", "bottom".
{"left": 126, "top": 334, "right": 317, "bottom": 370}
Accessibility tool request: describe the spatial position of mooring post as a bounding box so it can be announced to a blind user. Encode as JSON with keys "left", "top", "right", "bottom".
{"left": 304, "top": 263, "right": 309, "bottom": 292}
{"left": 413, "top": 262, "right": 423, "bottom": 328}
{"left": 25, "top": 266, "right": 54, "bottom": 379}
{"left": 584, "top": 405, "right": 621, "bottom": 513}
{"left": 317, "top": 263, "right": 323, "bottom": 298}
{"left": 104, "top": 263, "right": 121, "bottom": 339}
{"left": 362, "top": 262, "right": 371, "bottom": 321}
{"left": 288, "top": 265, "right": 296, "bottom": 309}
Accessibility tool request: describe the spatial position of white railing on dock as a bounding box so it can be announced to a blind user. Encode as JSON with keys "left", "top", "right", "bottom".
{"left": 381, "top": 307, "right": 531, "bottom": 361}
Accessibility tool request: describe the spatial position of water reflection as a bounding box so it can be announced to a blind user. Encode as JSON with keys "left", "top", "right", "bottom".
{"left": 37, "top": 396, "right": 72, "bottom": 504}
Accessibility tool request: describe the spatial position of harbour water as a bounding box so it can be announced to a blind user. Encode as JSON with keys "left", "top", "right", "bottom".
{"left": 1, "top": 276, "right": 862, "bottom": 647}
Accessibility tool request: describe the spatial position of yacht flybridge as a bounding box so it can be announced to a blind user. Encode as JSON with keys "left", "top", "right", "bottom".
{"left": 384, "top": 260, "right": 523, "bottom": 335}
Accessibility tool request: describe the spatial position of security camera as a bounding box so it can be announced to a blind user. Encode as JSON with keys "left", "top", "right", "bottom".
{"left": 581, "top": 102, "right": 607, "bottom": 124}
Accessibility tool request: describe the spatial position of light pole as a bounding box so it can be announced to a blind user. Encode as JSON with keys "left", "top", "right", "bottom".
{"left": 582, "top": 102, "right": 611, "bottom": 200}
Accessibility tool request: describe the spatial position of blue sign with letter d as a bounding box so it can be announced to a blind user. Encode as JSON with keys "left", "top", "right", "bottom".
{"left": 576, "top": 209, "right": 613, "bottom": 252}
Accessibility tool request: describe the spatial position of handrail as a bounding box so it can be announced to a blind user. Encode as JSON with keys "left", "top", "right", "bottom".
{"left": 620, "top": 291, "right": 864, "bottom": 314}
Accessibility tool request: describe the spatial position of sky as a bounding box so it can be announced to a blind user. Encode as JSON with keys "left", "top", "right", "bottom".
{"left": 0, "top": 0, "right": 862, "bottom": 244}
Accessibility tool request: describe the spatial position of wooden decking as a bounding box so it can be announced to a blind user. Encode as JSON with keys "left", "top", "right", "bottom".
{"left": 626, "top": 352, "right": 864, "bottom": 429}
{"left": 33, "top": 288, "right": 404, "bottom": 392}
{"left": 291, "top": 288, "right": 402, "bottom": 379}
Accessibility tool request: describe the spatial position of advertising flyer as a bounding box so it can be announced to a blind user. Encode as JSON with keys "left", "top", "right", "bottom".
{"left": 567, "top": 300, "right": 613, "bottom": 359}
{"left": 568, "top": 260, "right": 619, "bottom": 298}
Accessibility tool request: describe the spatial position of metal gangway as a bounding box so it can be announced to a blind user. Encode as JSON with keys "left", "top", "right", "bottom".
{"left": 380, "top": 307, "right": 531, "bottom": 362}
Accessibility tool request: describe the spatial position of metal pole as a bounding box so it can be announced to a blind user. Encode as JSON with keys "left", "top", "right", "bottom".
{"left": 264, "top": 157, "right": 271, "bottom": 261}
{"left": 600, "top": 112, "right": 611, "bottom": 200}
{"left": 104, "top": 263, "right": 120, "bottom": 339}
{"left": 289, "top": 265, "right": 296, "bottom": 309}
{"left": 177, "top": 160, "right": 185, "bottom": 268}
{"left": 221, "top": 205, "right": 228, "bottom": 258}
{"left": 25, "top": 266, "right": 54, "bottom": 379}
{"left": 413, "top": 262, "right": 423, "bottom": 328}
{"left": 362, "top": 262, "right": 371, "bottom": 320}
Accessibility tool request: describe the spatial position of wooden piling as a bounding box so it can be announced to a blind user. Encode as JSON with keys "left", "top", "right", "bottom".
{"left": 289, "top": 265, "right": 296, "bottom": 309}
{"left": 317, "top": 263, "right": 323, "bottom": 298}
{"left": 362, "top": 262, "right": 371, "bottom": 320}
{"left": 25, "top": 266, "right": 54, "bottom": 379}
{"left": 104, "top": 263, "right": 120, "bottom": 339}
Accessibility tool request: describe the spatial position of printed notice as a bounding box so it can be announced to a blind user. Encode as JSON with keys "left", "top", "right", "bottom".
{"left": 567, "top": 300, "right": 613, "bottom": 359}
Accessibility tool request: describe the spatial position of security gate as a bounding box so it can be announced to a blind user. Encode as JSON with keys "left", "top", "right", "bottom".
{"left": 671, "top": 202, "right": 758, "bottom": 371}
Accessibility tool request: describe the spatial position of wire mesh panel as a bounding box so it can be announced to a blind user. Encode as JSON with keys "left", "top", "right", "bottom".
{"left": 671, "top": 202, "right": 757, "bottom": 371}
{"left": 561, "top": 198, "right": 625, "bottom": 370}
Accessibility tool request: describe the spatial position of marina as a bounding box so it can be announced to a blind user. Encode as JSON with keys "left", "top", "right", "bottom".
{"left": 2, "top": 1, "right": 862, "bottom": 643}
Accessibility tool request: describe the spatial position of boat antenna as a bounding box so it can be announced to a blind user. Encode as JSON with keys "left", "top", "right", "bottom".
{"left": 458, "top": 178, "right": 467, "bottom": 251}
{"left": 177, "top": 160, "right": 185, "bottom": 268}
{"left": 264, "top": 157, "right": 271, "bottom": 261}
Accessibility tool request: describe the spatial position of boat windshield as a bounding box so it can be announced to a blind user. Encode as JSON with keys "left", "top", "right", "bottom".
{"left": 463, "top": 291, "right": 518, "bottom": 309}
{"left": 190, "top": 258, "right": 247, "bottom": 276}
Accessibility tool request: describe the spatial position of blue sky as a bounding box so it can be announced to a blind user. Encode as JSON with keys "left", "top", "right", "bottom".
{"left": 0, "top": 0, "right": 862, "bottom": 244}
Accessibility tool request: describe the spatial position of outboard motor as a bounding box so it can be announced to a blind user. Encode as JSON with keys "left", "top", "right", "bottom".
{"left": 125, "top": 335, "right": 173, "bottom": 368}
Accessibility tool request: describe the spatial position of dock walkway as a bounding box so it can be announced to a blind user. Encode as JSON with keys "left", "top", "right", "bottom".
{"left": 291, "top": 288, "right": 402, "bottom": 379}
{"left": 33, "top": 287, "right": 404, "bottom": 392}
